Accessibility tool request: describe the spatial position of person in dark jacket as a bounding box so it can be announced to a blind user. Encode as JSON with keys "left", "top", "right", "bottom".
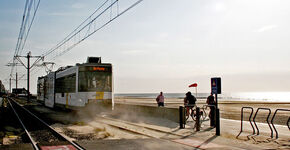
{"left": 184, "top": 92, "right": 196, "bottom": 117}
{"left": 207, "top": 93, "right": 216, "bottom": 127}
{"left": 185, "top": 91, "right": 196, "bottom": 105}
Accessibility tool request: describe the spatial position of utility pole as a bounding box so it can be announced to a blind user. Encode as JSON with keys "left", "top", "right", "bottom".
{"left": 6, "top": 62, "right": 22, "bottom": 93}
{"left": 27, "top": 52, "right": 30, "bottom": 101}
{"left": 15, "top": 51, "right": 43, "bottom": 102}
{"left": 9, "top": 78, "right": 11, "bottom": 93}
{"left": 16, "top": 72, "right": 18, "bottom": 89}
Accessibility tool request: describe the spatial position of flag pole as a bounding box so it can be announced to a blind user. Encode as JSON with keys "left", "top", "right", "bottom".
{"left": 195, "top": 87, "right": 197, "bottom": 98}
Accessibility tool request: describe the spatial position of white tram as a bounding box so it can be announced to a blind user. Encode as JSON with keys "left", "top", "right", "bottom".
{"left": 37, "top": 57, "right": 113, "bottom": 109}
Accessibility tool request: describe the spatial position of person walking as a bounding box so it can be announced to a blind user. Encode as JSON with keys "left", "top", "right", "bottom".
{"left": 156, "top": 92, "right": 164, "bottom": 107}
{"left": 207, "top": 93, "right": 216, "bottom": 127}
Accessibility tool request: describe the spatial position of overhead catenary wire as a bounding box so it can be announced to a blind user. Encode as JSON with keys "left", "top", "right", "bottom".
{"left": 14, "top": 0, "right": 144, "bottom": 91}
{"left": 47, "top": 0, "right": 120, "bottom": 59}
{"left": 17, "top": 0, "right": 33, "bottom": 55}
{"left": 29, "top": 0, "right": 144, "bottom": 78}
{"left": 14, "top": 0, "right": 40, "bottom": 57}
{"left": 45, "top": 0, "right": 110, "bottom": 57}
{"left": 42, "top": 0, "right": 115, "bottom": 58}
{"left": 9, "top": 0, "right": 41, "bottom": 82}
{"left": 19, "top": 0, "right": 41, "bottom": 55}
{"left": 52, "top": 0, "right": 143, "bottom": 60}
{"left": 10, "top": 0, "right": 30, "bottom": 77}
{"left": 13, "top": 0, "right": 30, "bottom": 57}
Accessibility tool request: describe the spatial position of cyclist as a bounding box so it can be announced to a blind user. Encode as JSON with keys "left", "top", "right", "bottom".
{"left": 184, "top": 92, "right": 197, "bottom": 118}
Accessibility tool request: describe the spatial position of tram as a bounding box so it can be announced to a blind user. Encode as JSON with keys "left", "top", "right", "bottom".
{"left": 37, "top": 57, "right": 113, "bottom": 109}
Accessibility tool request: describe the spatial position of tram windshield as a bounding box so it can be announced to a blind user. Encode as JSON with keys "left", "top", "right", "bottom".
{"left": 78, "top": 71, "right": 112, "bottom": 92}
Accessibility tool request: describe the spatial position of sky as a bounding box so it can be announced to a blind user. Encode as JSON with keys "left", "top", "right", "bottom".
{"left": 0, "top": 0, "right": 290, "bottom": 94}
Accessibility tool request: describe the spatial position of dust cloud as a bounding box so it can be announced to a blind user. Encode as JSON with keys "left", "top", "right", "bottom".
{"left": 50, "top": 102, "right": 179, "bottom": 141}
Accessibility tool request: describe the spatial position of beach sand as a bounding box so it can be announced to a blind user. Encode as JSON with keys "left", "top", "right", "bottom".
{"left": 5, "top": 97, "right": 288, "bottom": 149}
{"left": 113, "top": 97, "right": 290, "bottom": 149}
{"left": 114, "top": 97, "right": 290, "bottom": 125}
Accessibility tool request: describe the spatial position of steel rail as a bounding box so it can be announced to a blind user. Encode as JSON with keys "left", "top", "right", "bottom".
{"left": 7, "top": 98, "right": 39, "bottom": 150}
{"left": 95, "top": 116, "right": 192, "bottom": 139}
{"left": 99, "top": 116, "right": 188, "bottom": 138}
{"left": 8, "top": 98, "right": 84, "bottom": 150}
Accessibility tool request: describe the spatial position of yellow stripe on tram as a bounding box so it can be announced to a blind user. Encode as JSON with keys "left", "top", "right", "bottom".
{"left": 66, "top": 93, "right": 69, "bottom": 108}
{"left": 95, "top": 92, "right": 104, "bottom": 100}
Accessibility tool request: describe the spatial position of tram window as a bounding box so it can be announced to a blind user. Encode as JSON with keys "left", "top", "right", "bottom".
{"left": 55, "top": 74, "right": 76, "bottom": 93}
{"left": 78, "top": 71, "right": 112, "bottom": 92}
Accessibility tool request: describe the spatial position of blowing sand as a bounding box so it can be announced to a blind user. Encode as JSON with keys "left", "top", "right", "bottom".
{"left": 114, "top": 97, "right": 290, "bottom": 125}
{"left": 112, "top": 97, "right": 290, "bottom": 149}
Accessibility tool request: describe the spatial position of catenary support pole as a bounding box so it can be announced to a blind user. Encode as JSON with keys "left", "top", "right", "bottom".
{"left": 27, "top": 52, "right": 30, "bottom": 102}
{"left": 16, "top": 72, "right": 18, "bottom": 89}
{"left": 9, "top": 78, "right": 11, "bottom": 93}
{"left": 15, "top": 51, "right": 43, "bottom": 102}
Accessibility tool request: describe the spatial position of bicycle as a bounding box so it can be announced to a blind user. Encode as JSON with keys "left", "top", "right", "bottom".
{"left": 201, "top": 105, "right": 209, "bottom": 121}
{"left": 184, "top": 104, "right": 197, "bottom": 121}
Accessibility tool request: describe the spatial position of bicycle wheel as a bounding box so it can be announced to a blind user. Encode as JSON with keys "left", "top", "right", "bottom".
{"left": 201, "top": 108, "right": 207, "bottom": 120}
{"left": 191, "top": 109, "right": 196, "bottom": 121}
{"left": 185, "top": 113, "right": 189, "bottom": 121}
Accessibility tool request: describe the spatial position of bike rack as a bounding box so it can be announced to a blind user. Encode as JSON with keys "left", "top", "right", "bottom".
{"left": 288, "top": 117, "right": 290, "bottom": 130}
{"left": 201, "top": 104, "right": 215, "bottom": 120}
{"left": 253, "top": 108, "right": 272, "bottom": 137}
{"left": 236, "top": 107, "right": 255, "bottom": 138}
{"left": 270, "top": 109, "right": 290, "bottom": 138}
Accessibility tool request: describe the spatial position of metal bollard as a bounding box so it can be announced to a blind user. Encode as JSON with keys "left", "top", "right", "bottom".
{"left": 179, "top": 106, "right": 184, "bottom": 129}
{"left": 216, "top": 108, "right": 220, "bottom": 136}
{"left": 196, "top": 107, "right": 200, "bottom": 131}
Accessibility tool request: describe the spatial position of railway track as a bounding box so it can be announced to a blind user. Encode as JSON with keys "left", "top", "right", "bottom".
{"left": 7, "top": 98, "right": 84, "bottom": 150}
{"left": 94, "top": 115, "right": 193, "bottom": 139}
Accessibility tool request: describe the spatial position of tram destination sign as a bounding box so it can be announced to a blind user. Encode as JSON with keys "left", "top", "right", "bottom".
{"left": 79, "top": 66, "right": 112, "bottom": 72}
{"left": 211, "top": 77, "right": 221, "bottom": 94}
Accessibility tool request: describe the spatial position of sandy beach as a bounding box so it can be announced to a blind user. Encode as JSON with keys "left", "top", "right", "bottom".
{"left": 114, "top": 97, "right": 290, "bottom": 125}
{"left": 2, "top": 97, "right": 288, "bottom": 149}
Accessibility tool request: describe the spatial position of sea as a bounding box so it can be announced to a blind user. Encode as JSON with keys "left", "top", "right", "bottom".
{"left": 115, "top": 92, "right": 290, "bottom": 102}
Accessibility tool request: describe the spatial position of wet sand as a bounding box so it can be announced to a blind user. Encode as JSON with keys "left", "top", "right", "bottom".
{"left": 114, "top": 97, "right": 290, "bottom": 125}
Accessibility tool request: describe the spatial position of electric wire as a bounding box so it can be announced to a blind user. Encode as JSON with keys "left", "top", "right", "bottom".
{"left": 13, "top": 0, "right": 144, "bottom": 87}
{"left": 29, "top": 0, "right": 143, "bottom": 78}
{"left": 42, "top": 0, "right": 112, "bottom": 58}
{"left": 19, "top": 0, "right": 41, "bottom": 55}
{"left": 8, "top": 0, "right": 41, "bottom": 89}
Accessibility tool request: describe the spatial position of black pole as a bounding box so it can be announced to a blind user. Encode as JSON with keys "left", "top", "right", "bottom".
{"left": 16, "top": 72, "right": 18, "bottom": 89}
{"left": 196, "top": 107, "right": 200, "bottom": 131}
{"left": 215, "top": 94, "right": 220, "bottom": 135}
{"left": 179, "top": 106, "right": 184, "bottom": 129}
{"left": 9, "top": 78, "right": 11, "bottom": 93}
{"left": 215, "top": 94, "right": 218, "bottom": 108}
{"left": 27, "top": 52, "right": 30, "bottom": 102}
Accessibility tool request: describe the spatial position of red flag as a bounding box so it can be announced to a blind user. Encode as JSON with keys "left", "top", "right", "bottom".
{"left": 189, "top": 83, "right": 197, "bottom": 87}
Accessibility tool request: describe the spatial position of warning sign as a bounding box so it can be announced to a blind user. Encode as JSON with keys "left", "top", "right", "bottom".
{"left": 211, "top": 77, "right": 221, "bottom": 94}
